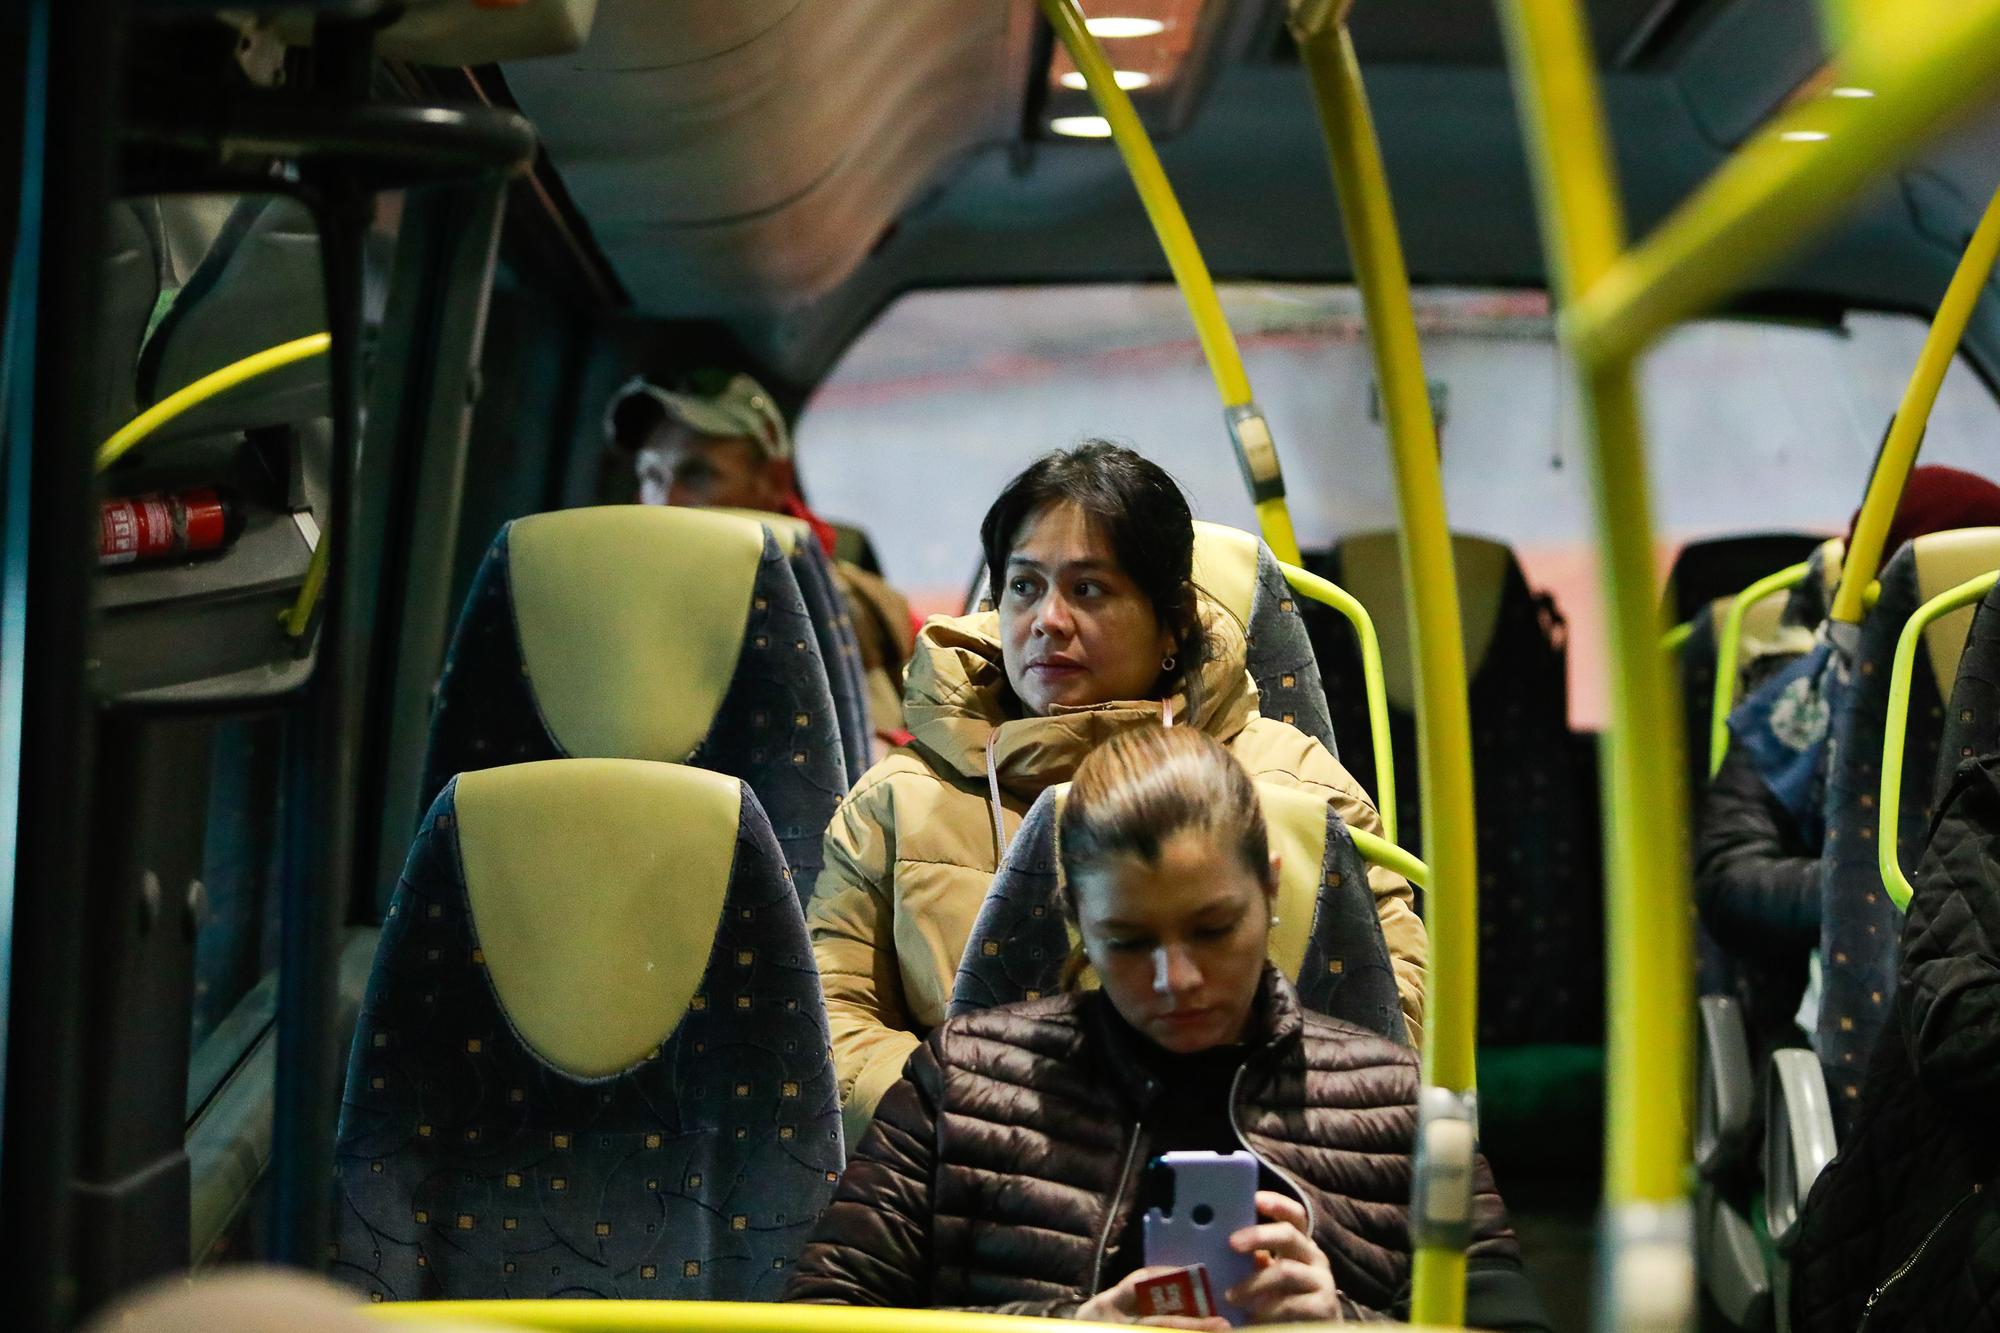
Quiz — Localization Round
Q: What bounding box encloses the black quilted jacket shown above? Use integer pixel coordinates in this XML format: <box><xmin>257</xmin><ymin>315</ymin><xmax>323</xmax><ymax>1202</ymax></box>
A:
<box><xmin>1792</xmin><ymin>754</ymin><xmax>2000</xmax><ymax>1330</ymax></box>
<box><xmin>786</xmin><ymin>968</ymin><xmax>1544</xmax><ymax>1327</ymax></box>
<box><xmin>1696</xmin><ymin>738</ymin><xmax>1824</xmax><ymax>1054</ymax></box>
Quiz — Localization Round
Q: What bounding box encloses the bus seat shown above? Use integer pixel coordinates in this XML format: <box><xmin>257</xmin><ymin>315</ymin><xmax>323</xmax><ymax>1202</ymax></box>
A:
<box><xmin>134</xmin><ymin>195</ymin><xmax>328</xmax><ymax>444</ymax></box>
<box><xmin>1191</xmin><ymin>521</ymin><xmax>1339</xmax><ymax>759</ymax></box>
<box><xmin>947</xmin><ymin>782</ymin><xmax>1404</xmax><ymax>1046</ymax></box>
<box><xmin>1936</xmin><ymin>576</ymin><xmax>2000</xmax><ymax>783</ymax></box>
<box><xmin>332</xmin><ymin>758</ymin><xmax>841</xmax><ymax>1301</ymax></box>
<box><xmin>88</xmin><ymin>201</ymin><xmax>161</xmax><ymax>450</ymax></box>
<box><xmin>828</xmin><ymin>519</ymin><xmax>884</xmax><ymax>577</ymax></box>
<box><xmin>1679</xmin><ymin>538</ymin><xmax>1842</xmax><ymax>998</ymax></box>
<box><xmin>1666</xmin><ymin>531</ymin><xmax>1831</xmax><ymax>626</ymax></box>
<box><xmin>1302</xmin><ymin>533</ymin><xmax>1600</xmax><ymax>1050</ymax></box>
<box><xmin>708</xmin><ymin>507</ymin><xmax>872</xmax><ymax>783</ymax></box>
<box><xmin>421</xmin><ymin>507</ymin><xmax>847</xmax><ymax>892</ymax></box>
<box><xmin>1817</xmin><ymin>527</ymin><xmax>2000</xmax><ymax>1123</ymax></box>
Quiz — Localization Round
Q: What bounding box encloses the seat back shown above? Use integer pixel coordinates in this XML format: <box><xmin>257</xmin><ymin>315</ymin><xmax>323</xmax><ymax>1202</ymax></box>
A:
<box><xmin>709</xmin><ymin>507</ymin><xmax>871</xmax><ymax>782</ymax></box>
<box><xmin>421</xmin><ymin>506</ymin><xmax>847</xmax><ymax>890</ymax></box>
<box><xmin>1680</xmin><ymin>538</ymin><xmax>1842</xmax><ymax>997</ymax></box>
<box><xmin>89</xmin><ymin>202</ymin><xmax>163</xmax><ymax>451</ymax></box>
<box><xmin>1191</xmin><ymin>521</ymin><xmax>1337</xmax><ymax>758</ymax></box>
<box><xmin>135</xmin><ymin>194</ymin><xmax>329</xmax><ymax>443</ymax></box>
<box><xmin>948</xmin><ymin>782</ymin><xmax>1404</xmax><ymax>1043</ymax></box>
<box><xmin>333</xmin><ymin>759</ymin><xmax>841</xmax><ymax>1301</ymax></box>
<box><xmin>1667</xmin><ymin>531</ymin><xmax>1832</xmax><ymax>625</ymax></box>
<box><xmin>1304</xmin><ymin>532</ymin><xmax>1599</xmax><ymax>1046</ymax></box>
<box><xmin>1936</xmin><ymin>579</ymin><xmax>2000</xmax><ymax>787</ymax></box>
<box><xmin>1818</xmin><ymin>528</ymin><xmax>2000</xmax><ymax>1118</ymax></box>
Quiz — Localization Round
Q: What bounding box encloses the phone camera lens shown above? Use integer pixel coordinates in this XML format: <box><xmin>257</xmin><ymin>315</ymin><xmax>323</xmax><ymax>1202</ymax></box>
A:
<box><xmin>1191</xmin><ymin>1204</ymin><xmax>1214</xmax><ymax>1226</ymax></box>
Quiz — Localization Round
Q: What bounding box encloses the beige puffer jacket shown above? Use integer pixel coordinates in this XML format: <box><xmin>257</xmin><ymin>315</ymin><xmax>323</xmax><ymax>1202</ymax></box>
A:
<box><xmin>807</xmin><ymin>604</ymin><xmax>1428</xmax><ymax>1145</ymax></box>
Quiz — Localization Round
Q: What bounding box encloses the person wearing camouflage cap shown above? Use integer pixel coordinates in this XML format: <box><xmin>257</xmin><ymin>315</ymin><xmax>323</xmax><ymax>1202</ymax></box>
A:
<box><xmin>607</xmin><ymin>371</ymin><xmax>918</xmax><ymax>754</ymax></box>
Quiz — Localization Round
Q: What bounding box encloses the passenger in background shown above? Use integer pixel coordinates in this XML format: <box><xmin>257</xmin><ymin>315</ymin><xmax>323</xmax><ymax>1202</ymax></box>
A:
<box><xmin>809</xmin><ymin>441</ymin><xmax>1425</xmax><ymax>1146</ymax></box>
<box><xmin>1697</xmin><ymin>463</ymin><xmax>2000</xmax><ymax>1055</ymax></box>
<box><xmin>607</xmin><ymin>371</ymin><xmax>917</xmax><ymax>749</ymax></box>
<box><xmin>790</xmin><ymin>727</ymin><xmax>1542</xmax><ymax>1329</ymax></box>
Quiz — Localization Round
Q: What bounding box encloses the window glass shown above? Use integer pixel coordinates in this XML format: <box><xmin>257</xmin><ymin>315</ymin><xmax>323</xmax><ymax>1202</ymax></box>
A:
<box><xmin>797</xmin><ymin>285</ymin><xmax>2000</xmax><ymax>726</ymax></box>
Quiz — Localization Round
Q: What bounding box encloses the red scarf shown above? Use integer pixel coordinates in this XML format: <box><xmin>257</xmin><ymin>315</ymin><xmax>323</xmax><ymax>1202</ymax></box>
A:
<box><xmin>781</xmin><ymin>493</ymin><xmax>840</xmax><ymax>560</ymax></box>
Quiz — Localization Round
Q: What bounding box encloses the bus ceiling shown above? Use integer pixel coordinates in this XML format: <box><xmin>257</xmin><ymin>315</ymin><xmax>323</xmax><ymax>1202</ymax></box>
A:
<box><xmin>478</xmin><ymin>0</ymin><xmax>2000</xmax><ymax>396</ymax></box>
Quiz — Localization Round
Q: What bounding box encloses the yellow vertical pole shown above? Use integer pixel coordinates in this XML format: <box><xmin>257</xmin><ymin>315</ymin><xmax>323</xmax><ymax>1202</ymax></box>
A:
<box><xmin>1037</xmin><ymin>0</ymin><xmax>1303</xmax><ymax>564</ymax></box>
<box><xmin>1289</xmin><ymin>9</ymin><xmax>1477</xmax><ymax>1325</ymax></box>
<box><xmin>1828</xmin><ymin>183</ymin><xmax>2000</xmax><ymax>628</ymax></box>
<box><xmin>1496</xmin><ymin>1</ymin><xmax>1694</xmax><ymax>1328</ymax></box>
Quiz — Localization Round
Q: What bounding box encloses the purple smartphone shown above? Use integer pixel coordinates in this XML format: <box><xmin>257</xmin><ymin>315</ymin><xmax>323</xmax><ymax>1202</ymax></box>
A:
<box><xmin>1141</xmin><ymin>1150</ymin><xmax>1261</xmax><ymax>1326</ymax></box>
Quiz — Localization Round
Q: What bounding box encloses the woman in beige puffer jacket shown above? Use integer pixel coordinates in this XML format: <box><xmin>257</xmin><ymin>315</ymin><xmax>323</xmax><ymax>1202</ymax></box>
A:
<box><xmin>807</xmin><ymin>444</ymin><xmax>1427</xmax><ymax>1143</ymax></box>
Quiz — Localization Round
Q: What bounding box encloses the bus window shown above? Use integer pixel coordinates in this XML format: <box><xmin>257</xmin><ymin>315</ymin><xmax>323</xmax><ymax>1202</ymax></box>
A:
<box><xmin>795</xmin><ymin>285</ymin><xmax>2000</xmax><ymax>728</ymax></box>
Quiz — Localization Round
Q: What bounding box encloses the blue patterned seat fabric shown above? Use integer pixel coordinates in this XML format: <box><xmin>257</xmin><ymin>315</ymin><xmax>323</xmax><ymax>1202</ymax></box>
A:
<box><xmin>947</xmin><ymin>788</ymin><xmax>1405</xmax><ymax>1044</ymax></box>
<box><xmin>1301</xmin><ymin>542</ymin><xmax>1601</xmax><ymax>1047</ymax></box>
<box><xmin>1816</xmin><ymin>547</ymin><xmax>1947</xmax><ymax>1126</ymax></box>
<box><xmin>332</xmin><ymin>776</ymin><xmax>842</xmax><ymax>1301</ymax></box>
<box><xmin>1935</xmin><ymin>582</ymin><xmax>2000</xmax><ymax>787</ymax></box>
<box><xmin>779</xmin><ymin>534</ymin><xmax>872</xmax><ymax>784</ymax></box>
<box><xmin>419</xmin><ymin>521</ymin><xmax>845</xmax><ymax>895</ymax></box>
<box><xmin>1240</xmin><ymin>540</ymin><xmax>1339</xmax><ymax>761</ymax></box>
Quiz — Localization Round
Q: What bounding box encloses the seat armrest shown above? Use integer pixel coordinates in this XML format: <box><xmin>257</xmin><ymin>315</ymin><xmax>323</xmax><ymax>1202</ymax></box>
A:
<box><xmin>1696</xmin><ymin>996</ymin><xmax>1756</xmax><ymax>1179</ymax></box>
<box><xmin>1763</xmin><ymin>1048</ymin><xmax>1839</xmax><ymax>1251</ymax></box>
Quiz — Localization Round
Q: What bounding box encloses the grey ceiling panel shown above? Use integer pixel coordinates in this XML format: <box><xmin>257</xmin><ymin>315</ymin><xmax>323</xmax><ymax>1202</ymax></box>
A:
<box><xmin>505</xmin><ymin>0</ymin><xmax>1038</xmax><ymax>312</ymax></box>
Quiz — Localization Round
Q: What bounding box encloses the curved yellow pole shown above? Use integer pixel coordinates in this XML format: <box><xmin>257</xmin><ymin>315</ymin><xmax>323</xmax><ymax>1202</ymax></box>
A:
<box><xmin>1708</xmin><ymin>562</ymin><xmax>1813</xmax><ymax>776</ymax></box>
<box><xmin>1289</xmin><ymin>11</ymin><xmax>1478</xmax><ymax>1324</ymax></box>
<box><xmin>1568</xmin><ymin>3</ymin><xmax>2000</xmax><ymax>368</ymax></box>
<box><xmin>1879</xmin><ymin>569</ymin><xmax>1999</xmax><ymax>910</ymax></box>
<box><xmin>1279</xmin><ymin>561</ymin><xmax>1399</xmax><ymax>844</ymax></box>
<box><xmin>1498</xmin><ymin>2</ymin><xmax>1694</xmax><ymax>1326</ymax></box>
<box><xmin>1351</xmin><ymin>825</ymin><xmax>1429</xmax><ymax>892</ymax></box>
<box><xmin>1830</xmin><ymin>183</ymin><xmax>2000</xmax><ymax>625</ymax></box>
<box><xmin>96</xmin><ymin>332</ymin><xmax>331</xmax><ymax>472</ymax></box>
<box><xmin>1037</xmin><ymin>0</ymin><xmax>1301</xmax><ymax>564</ymax></box>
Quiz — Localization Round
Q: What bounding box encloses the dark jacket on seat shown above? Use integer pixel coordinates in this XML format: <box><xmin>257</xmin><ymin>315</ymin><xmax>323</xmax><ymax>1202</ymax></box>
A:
<box><xmin>1696</xmin><ymin>738</ymin><xmax>1822</xmax><ymax>1052</ymax></box>
<box><xmin>1792</xmin><ymin>754</ymin><xmax>2000</xmax><ymax>1330</ymax></box>
<box><xmin>786</xmin><ymin>967</ymin><xmax>1545</xmax><ymax>1328</ymax></box>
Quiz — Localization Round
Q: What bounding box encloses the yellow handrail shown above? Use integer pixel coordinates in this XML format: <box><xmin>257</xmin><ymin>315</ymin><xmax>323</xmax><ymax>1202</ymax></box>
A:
<box><xmin>1830</xmin><ymin>183</ymin><xmax>2000</xmax><ymax>625</ymax></box>
<box><xmin>1278</xmin><ymin>560</ymin><xmax>1399</xmax><ymax>845</ymax></box>
<box><xmin>1498</xmin><ymin>1</ymin><xmax>1694</xmax><ymax>1324</ymax></box>
<box><xmin>1566</xmin><ymin>5</ymin><xmax>2000</xmax><ymax>368</ymax></box>
<box><xmin>1036</xmin><ymin>0</ymin><xmax>1302</xmax><ymax>564</ymax></box>
<box><xmin>1708</xmin><ymin>562</ymin><xmax>1814</xmax><ymax>777</ymax></box>
<box><xmin>1350</xmin><ymin>825</ymin><xmax>1429</xmax><ymax>892</ymax></box>
<box><xmin>96</xmin><ymin>332</ymin><xmax>331</xmax><ymax>472</ymax></box>
<box><xmin>1289</xmin><ymin>8</ymin><xmax>1479</xmax><ymax>1324</ymax></box>
<box><xmin>1878</xmin><ymin>569</ymin><xmax>1999</xmax><ymax>910</ymax></box>
<box><xmin>369</xmin><ymin>1300</ymin><xmax>1466</xmax><ymax>1333</ymax></box>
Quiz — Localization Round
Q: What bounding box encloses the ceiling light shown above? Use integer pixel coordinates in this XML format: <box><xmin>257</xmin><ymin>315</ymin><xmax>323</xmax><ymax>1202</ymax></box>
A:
<box><xmin>1060</xmin><ymin>69</ymin><xmax>1153</xmax><ymax>91</ymax></box>
<box><xmin>1051</xmin><ymin>115</ymin><xmax>1115</xmax><ymax>138</ymax></box>
<box><xmin>1085</xmin><ymin>17</ymin><xmax>1166</xmax><ymax>38</ymax></box>
<box><xmin>1829</xmin><ymin>86</ymin><xmax>1876</xmax><ymax>99</ymax></box>
<box><xmin>1780</xmin><ymin>129</ymin><xmax>1830</xmax><ymax>142</ymax></box>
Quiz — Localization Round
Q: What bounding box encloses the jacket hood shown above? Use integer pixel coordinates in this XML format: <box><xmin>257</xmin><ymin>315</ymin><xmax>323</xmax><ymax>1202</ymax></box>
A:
<box><xmin>901</xmin><ymin>595</ymin><xmax>1259</xmax><ymax>799</ymax></box>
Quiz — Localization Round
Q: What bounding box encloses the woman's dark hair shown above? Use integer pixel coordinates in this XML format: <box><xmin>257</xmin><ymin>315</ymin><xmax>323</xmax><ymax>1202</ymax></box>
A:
<box><xmin>979</xmin><ymin>441</ymin><xmax>1207</xmax><ymax>698</ymax></box>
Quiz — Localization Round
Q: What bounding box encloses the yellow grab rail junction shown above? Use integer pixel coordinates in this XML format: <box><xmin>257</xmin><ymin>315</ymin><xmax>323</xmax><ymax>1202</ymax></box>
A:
<box><xmin>1038</xmin><ymin>0</ymin><xmax>1302</xmax><ymax>564</ymax></box>
<box><xmin>1289</xmin><ymin>6</ymin><xmax>1482</xmax><ymax>1324</ymax></box>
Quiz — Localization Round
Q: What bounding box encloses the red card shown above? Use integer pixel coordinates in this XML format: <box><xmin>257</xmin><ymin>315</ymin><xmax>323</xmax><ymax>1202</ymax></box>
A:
<box><xmin>1134</xmin><ymin>1264</ymin><xmax>1217</xmax><ymax>1319</ymax></box>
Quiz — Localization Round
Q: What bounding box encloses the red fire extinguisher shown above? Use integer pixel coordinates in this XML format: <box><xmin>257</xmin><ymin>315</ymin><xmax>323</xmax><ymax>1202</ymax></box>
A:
<box><xmin>98</xmin><ymin>486</ymin><xmax>244</xmax><ymax>567</ymax></box>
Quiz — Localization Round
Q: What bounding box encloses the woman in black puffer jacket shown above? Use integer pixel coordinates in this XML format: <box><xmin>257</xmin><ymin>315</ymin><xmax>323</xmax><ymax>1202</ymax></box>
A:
<box><xmin>787</xmin><ymin>726</ymin><xmax>1545</xmax><ymax>1328</ymax></box>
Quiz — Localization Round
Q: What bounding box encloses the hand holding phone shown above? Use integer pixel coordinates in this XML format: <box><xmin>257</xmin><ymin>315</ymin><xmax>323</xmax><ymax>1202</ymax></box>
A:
<box><xmin>1142</xmin><ymin>1152</ymin><xmax>1261</xmax><ymax>1327</ymax></box>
